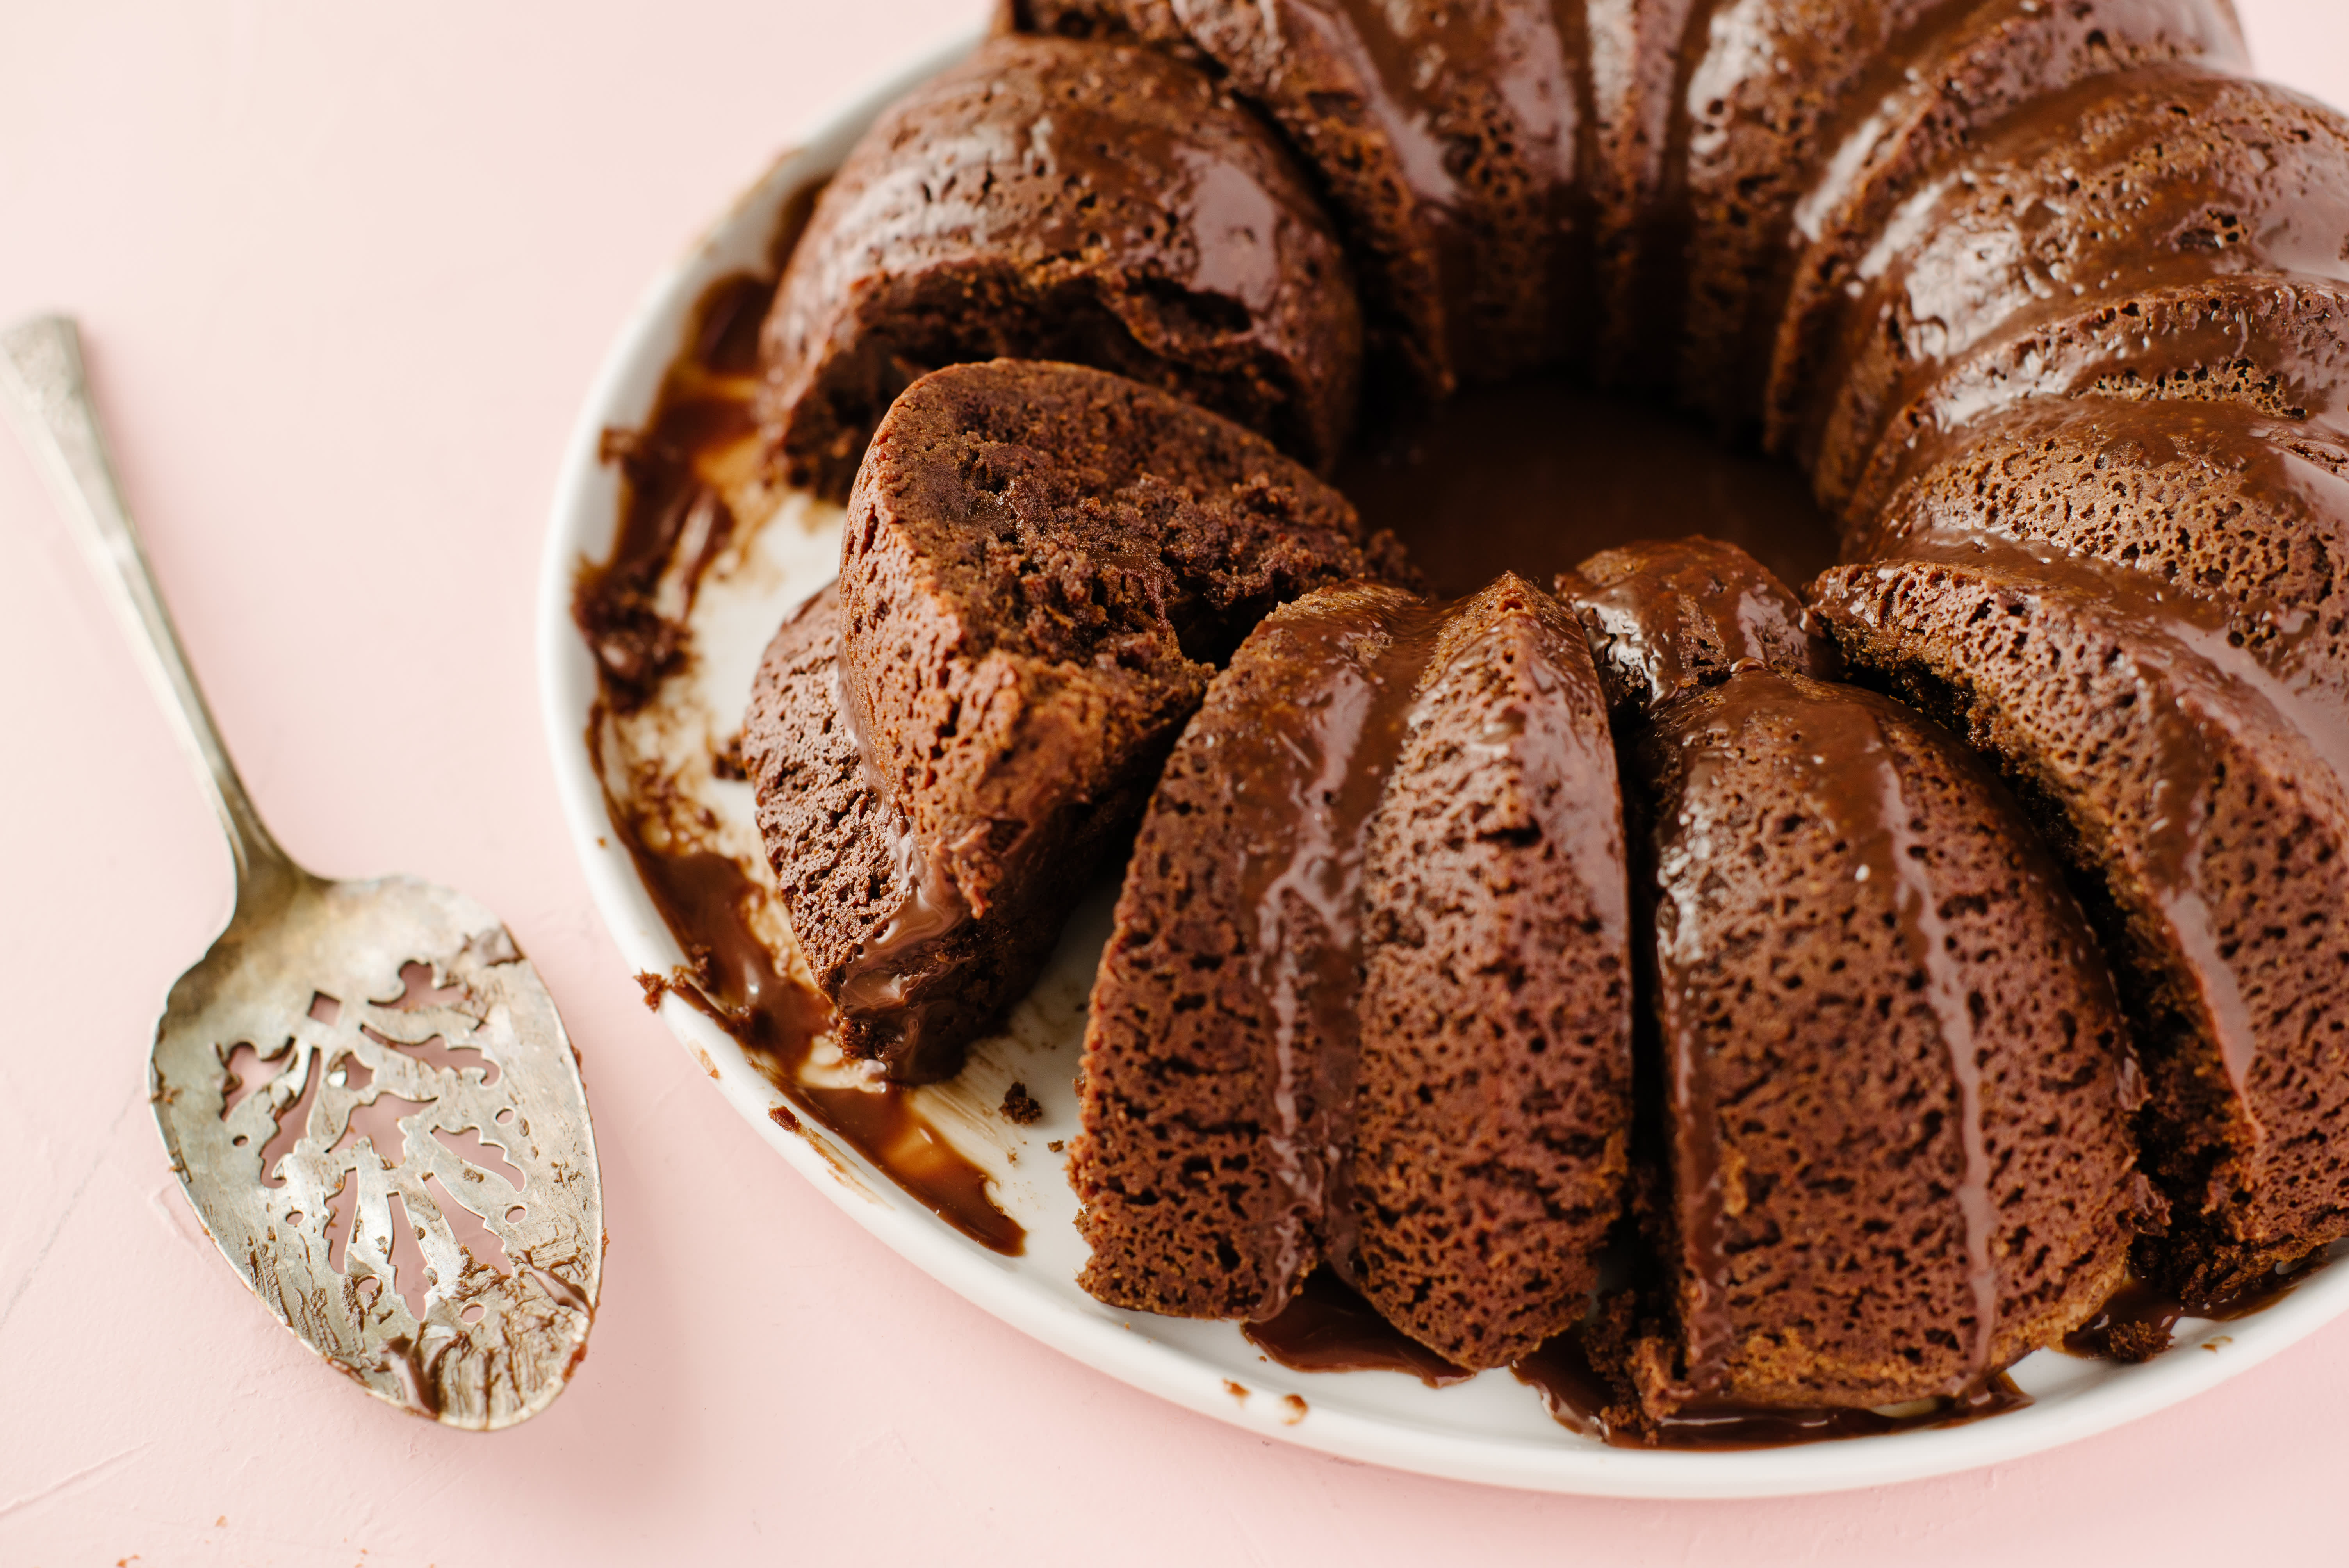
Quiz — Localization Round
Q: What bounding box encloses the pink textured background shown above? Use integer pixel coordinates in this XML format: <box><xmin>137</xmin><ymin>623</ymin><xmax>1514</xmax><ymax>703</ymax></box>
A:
<box><xmin>5</xmin><ymin>3</ymin><xmax>2348</xmax><ymax>1562</ymax></box>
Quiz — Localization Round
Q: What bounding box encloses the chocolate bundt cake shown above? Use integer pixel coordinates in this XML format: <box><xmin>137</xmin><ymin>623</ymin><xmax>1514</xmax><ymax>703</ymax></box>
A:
<box><xmin>758</xmin><ymin>33</ymin><xmax>1362</xmax><ymax>498</ymax></box>
<box><xmin>1563</xmin><ymin>540</ymin><xmax>2147</xmax><ymax>1412</ymax></box>
<box><xmin>1072</xmin><ymin>573</ymin><xmax>1631</xmax><ymax>1367</ymax></box>
<box><xmin>705</xmin><ymin>0</ymin><xmax>2349</xmax><ymax>1425</ymax></box>
<box><xmin>745</xmin><ymin>358</ymin><xmax>1401</xmax><ymax>1080</ymax></box>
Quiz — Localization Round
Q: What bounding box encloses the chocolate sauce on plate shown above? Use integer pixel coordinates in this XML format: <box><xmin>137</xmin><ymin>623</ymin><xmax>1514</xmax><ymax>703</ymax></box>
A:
<box><xmin>575</xmin><ymin>178</ymin><xmax>1021</xmax><ymax>1257</ymax></box>
<box><xmin>1511</xmin><ymin>1333</ymin><xmax>2031</xmax><ymax>1450</ymax></box>
<box><xmin>1244</xmin><ymin>1269</ymin><xmax>1477</xmax><ymax>1389</ymax></box>
<box><xmin>1339</xmin><ymin>374</ymin><xmax>1841</xmax><ymax>600</ymax></box>
<box><xmin>604</xmin><ymin>800</ymin><xmax>1023</xmax><ymax>1256</ymax></box>
<box><xmin>2064</xmin><ymin>1255</ymin><xmax>2335</xmax><ymax>1363</ymax></box>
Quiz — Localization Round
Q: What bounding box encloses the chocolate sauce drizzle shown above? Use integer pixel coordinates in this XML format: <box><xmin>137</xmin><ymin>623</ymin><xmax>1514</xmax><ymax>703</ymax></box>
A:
<box><xmin>1656</xmin><ymin>668</ymin><xmax>2000</xmax><ymax>1392</ymax></box>
<box><xmin>1232</xmin><ymin>590</ymin><xmax>1460</xmax><ymax>1313</ymax></box>
<box><xmin>826</xmin><ymin>664</ymin><xmax>973</xmax><ymax>1042</ymax></box>
<box><xmin>1829</xmin><ymin>522</ymin><xmax>2349</xmax><ymax>1108</ymax></box>
<box><xmin>1243</xmin><ymin>1269</ymin><xmax>1477</xmax><ymax>1388</ymax></box>
<box><xmin>1250</xmin><ymin>1269</ymin><xmax>2036</xmax><ymax>1450</ymax></box>
<box><xmin>600</xmin><ymin>785</ymin><xmax>1023</xmax><ymax>1256</ymax></box>
<box><xmin>2064</xmin><ymin>1249</ymin><xmax>2339</xmax><ymax>1363</ymax></box>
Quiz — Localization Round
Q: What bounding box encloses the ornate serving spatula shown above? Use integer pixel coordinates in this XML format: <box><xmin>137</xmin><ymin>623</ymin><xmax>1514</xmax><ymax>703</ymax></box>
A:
<box><xmin>0</xmin><ymin>315</ymin><xmax>601</xmax><ymax>1429</ymax></box>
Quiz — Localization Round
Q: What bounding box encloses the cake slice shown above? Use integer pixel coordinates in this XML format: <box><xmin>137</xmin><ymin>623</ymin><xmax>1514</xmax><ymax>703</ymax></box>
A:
<box><xmin>758</xmin><ymin>33</ymin><xmax>1362</xmax><ymax>497</ymax></box>
<box><xmin>1072</xmin><ymin>581</ymin><xmax>1441</xmax><ymax>1320</ymax></box>
<box><xmin>751</xmin><ymin>359</ymin><xmax>1401</xmax><ymax>1081</ymax></box>
<box><xmin>1565</xmin><ymin>540</ymin><xmax>2144</xmax><ymax>1410</ymax></box>
<box><xmin>1636</xmin><ymin>0</ymin><xmax>2235</xmax><ymax>426</ymax></box>
<box><xmin>1350</xmin><ymin>576</ymin><xmax>1633</xmax><ymax>1367</ymax></box>
<box><xmin>1833</xmin><ymin>274</ymin><xmax>2349</xmax><ymax>526</ymax></box>
<box><xmin>1860</xmin><ymin>396</ymin><xmax>2349</xmax><ymax>726</ymax></box>
<box><xmin>1813</xmin><ymin>556</ymin><xmax>2349</xmax><ymax>1300</ymax></box>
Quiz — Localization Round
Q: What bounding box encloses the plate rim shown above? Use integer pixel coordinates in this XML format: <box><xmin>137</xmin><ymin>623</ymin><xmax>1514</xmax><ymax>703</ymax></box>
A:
<box><xmin>532</xmin><ymin>25</ymin><xmax>2349</xmax><ymax>1499</ymax></box>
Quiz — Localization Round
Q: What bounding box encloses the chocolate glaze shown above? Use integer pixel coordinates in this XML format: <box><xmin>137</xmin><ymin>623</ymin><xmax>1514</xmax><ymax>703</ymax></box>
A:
<box><xmin>1656</xmin><ymin>669</ymin><xmax>2000</xmax><ymax>1393</ymax></box>
<box><xmin>1807</xmin><ymin>64</ymin><xmax>2349</xmax><ymax>499</ymax></box>
<box><xmin>602</xmin><ymin>794</ymin><xmax>1023</xmax><ymax>1256</ymax></box>
<box><xmin>1243</xmin><ymin>1269</ymin><xmax>1477</xmax><ymax>1388</ymax></box>
<box><xmin>1861</xmin><ymin>469</ymin><xmax>2349</xmax><ymax>792</ymax></box>
<box><xmin>1513</xmin><ymin>1332</ymin><xmax>2030</xmax><ymax>1449</ymax></box>
<box><xmin>1763</xmin><ymin>0</ymin><xmax>2247</xmax><ymax>449</ymax></box>
<box><xmin>1566</xmin><ymin>535</ymin><xmax>1837</xmax><ymax>713</ymax></box>
<box><xmin>1228</xmin><ymin>589</ymin><xmax>1458</xmax><ymax>1312</ymax></box>
<box><xmin>1337</xmin><ymin>374</ymin><xmax>1840</xmax><ymax>597</ymax></box>
<box><xmin>1846</xmin><ymin>275</ymin><xmax>2349</xmax><ymax>524</ymax></box>
<box><xmin>823</xmin><ymin>663</ymin><xmax>974</xmax><ymax>1054</ymax></box>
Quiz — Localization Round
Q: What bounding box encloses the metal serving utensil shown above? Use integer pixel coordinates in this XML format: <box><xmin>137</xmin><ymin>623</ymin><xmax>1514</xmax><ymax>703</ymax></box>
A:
<box><xmin>0</xmin><ymin>315</ymin><xmax>601</xmax><ymax>1429</ymax></box>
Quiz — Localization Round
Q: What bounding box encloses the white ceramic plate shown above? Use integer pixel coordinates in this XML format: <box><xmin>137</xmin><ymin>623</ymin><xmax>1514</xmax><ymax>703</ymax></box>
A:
<box><xmin>536</xmin><ymin>30</ymin><xmax>2349</xmax><ymax>1498</ymax></box>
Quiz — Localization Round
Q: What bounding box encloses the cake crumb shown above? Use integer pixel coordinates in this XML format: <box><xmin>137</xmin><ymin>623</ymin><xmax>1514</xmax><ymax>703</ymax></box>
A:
<box><xmin>2108</xmin><ymin>1320</ymin><xmax>2172</xmax><ymax>1361</ymax></box>
<box><xmin>1048</xmin><ymin>1139</ymin><xmax>1064</xmax><ymax>1153</ymax></box>
<box><xmin>769</xmin><ymin>1104</ymin><xmax>801</xmax><ymax>1133</ymax></box>
<box><xmin>634</xmin><ymin>971</ymin><xmax>670</xmax><ymax>1010</ymax></box>
<box><xmin>1001</xmin><ymin>1082</ymin><xmax>1044</xmax><ymax>1124</ymax></box>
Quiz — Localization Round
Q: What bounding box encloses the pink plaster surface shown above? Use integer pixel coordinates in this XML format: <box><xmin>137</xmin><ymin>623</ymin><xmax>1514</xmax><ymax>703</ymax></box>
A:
<box><xmin>4</xmin><ymin>2</ymin><xmax>2348</xmax><ymax>1562</ymax></box>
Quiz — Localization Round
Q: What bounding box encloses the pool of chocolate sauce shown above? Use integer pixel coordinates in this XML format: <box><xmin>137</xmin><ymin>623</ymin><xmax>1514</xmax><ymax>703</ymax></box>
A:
<box><xmin>571</xmin><ymin>193</ymin><xmax>2305</xmax><ymax>1443</ymax></box>
<box><xmin>1337</xmin><ymin>379</ymin><xmax>1841</xmax><ymax>599</ymax></box>
<box><xmin>1243</xmin><ymin>1271</ymin><xmax>2030</xmax><ymax>1450</ymax></box>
